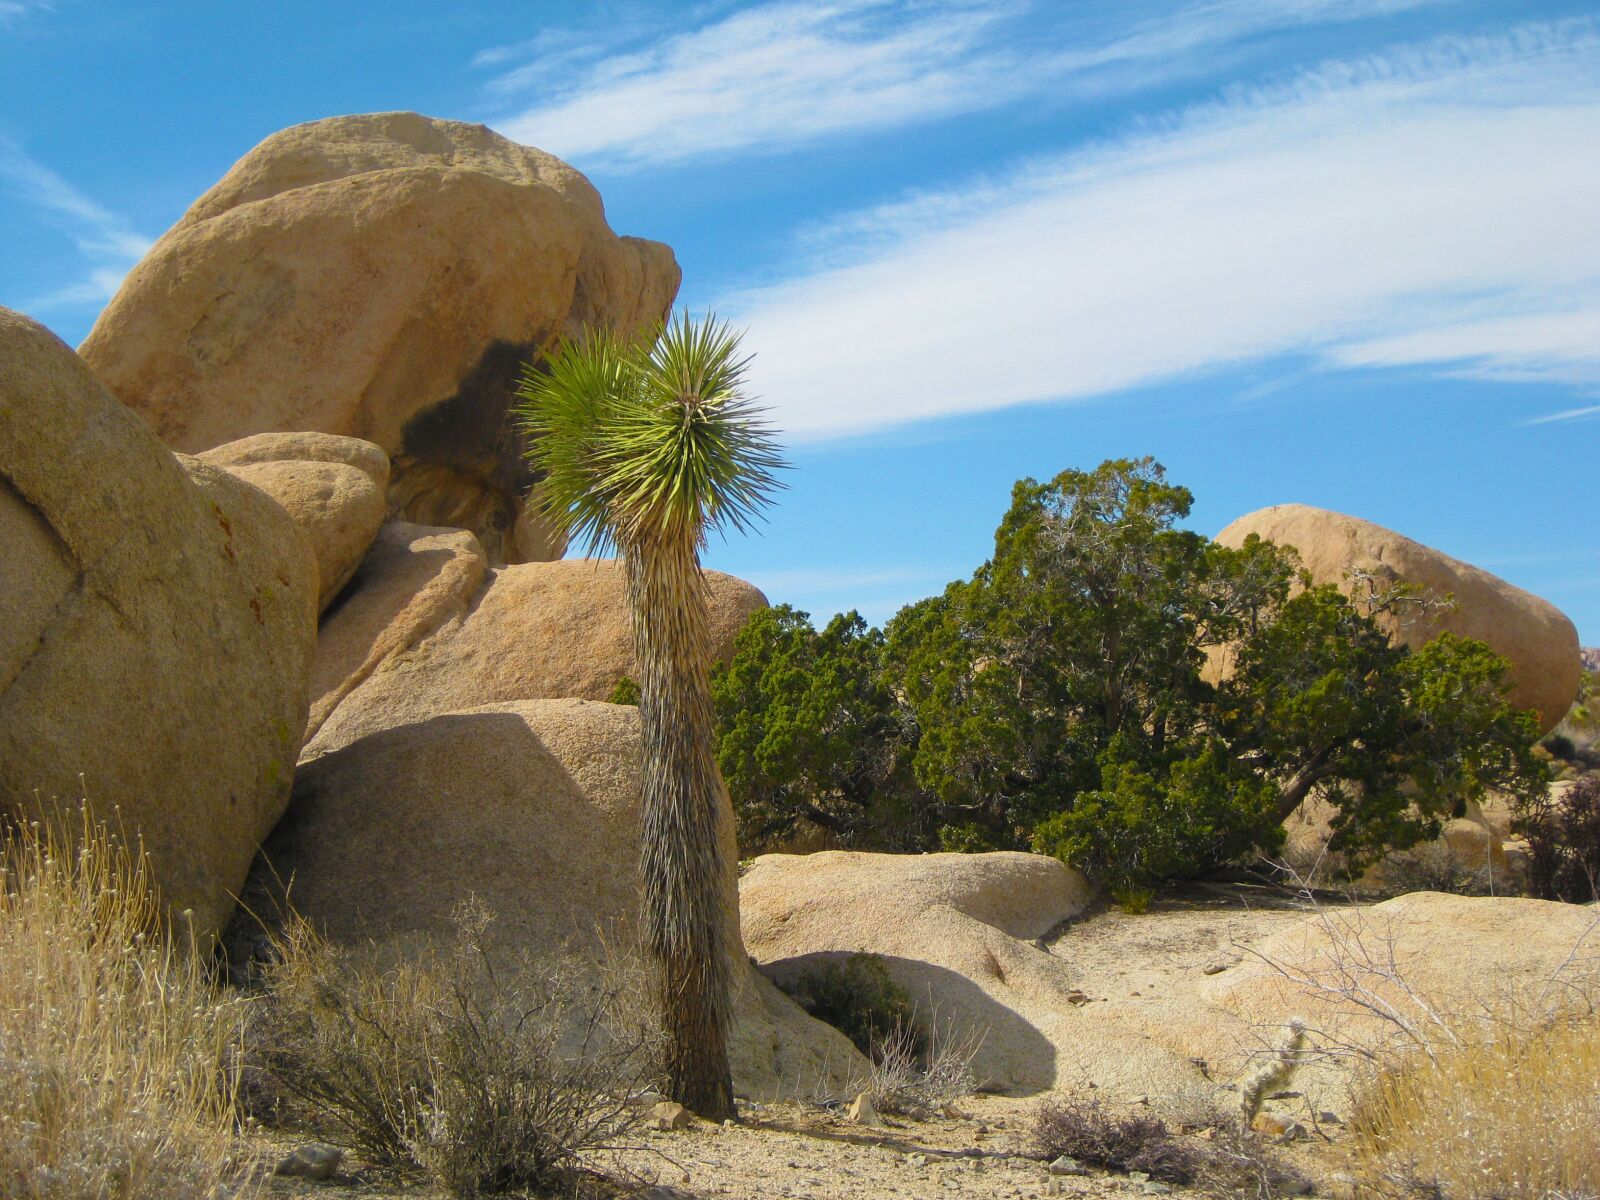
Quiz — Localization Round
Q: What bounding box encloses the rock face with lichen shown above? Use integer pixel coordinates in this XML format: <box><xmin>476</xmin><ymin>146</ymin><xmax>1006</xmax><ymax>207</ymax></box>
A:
<box><xmin>0</xmin><ymin>307</ymin><xmax>318</xmax><ymax>940</ymax></box>
<box><xmin>78</xmin><ymin>111</ymin><xmax>680</xmax><ymax>564</ymax></box>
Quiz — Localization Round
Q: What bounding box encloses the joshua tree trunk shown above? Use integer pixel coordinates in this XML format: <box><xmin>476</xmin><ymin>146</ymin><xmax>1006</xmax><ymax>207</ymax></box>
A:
<box><xmin>626</xmin><ymin>541</ymin><xmax>737</xmax><ymax>1120</ymax></box>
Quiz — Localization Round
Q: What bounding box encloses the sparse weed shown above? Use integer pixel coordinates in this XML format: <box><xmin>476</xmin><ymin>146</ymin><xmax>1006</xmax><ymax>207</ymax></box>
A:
<box><xmin>858</xmin><ymin>1015</ymin><xmax>983</xmax><ymax>1115</ymax></box>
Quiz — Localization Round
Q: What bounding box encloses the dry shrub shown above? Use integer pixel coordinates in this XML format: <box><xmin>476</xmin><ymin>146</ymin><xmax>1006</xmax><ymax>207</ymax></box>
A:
<box><xmin>1032</xmin><ymin>1098</ymin><xmax>1308</xmax><ymax>1197</ymax></box>
<box><xmin>249</xmin><ymin>901</ymin><xmax>662</xmax><ymax>1198</ymax></box>
<box><xmin>1350</xmin><ymin>1012</ymin><xmax>1600</xmax><ymax>1199</ymax></box>
<box><xmin>858</xmin><ymin>1015</ymin><xmax>983</xmax><ymax>1115</ymax></box>
<box><xmin>1523</xmin><ymin>772</ymin><xmax>1600</xmax><ymax>903</ymax></box>
<box><xmin>1033</xmin><ymin>1097</ymin><xmax>1203</xmax><ymax>1182</ymax></box>
<box><xmin>0</xmin><ymin>807</ymin><xmax>252</xmax><ymax>1200</ymax></box>
<box><xmin>1248</xmin><ymin>867</ymin><xmax>1600</xmax><ymax>1199</ymax></box>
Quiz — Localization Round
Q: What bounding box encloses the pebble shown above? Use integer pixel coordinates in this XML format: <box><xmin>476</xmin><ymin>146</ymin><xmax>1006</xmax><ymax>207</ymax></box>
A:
<box><xmin>1048</xmin><ymin>1155</ymin><xmax>1089</xmax><ymax>1176</ymax></box>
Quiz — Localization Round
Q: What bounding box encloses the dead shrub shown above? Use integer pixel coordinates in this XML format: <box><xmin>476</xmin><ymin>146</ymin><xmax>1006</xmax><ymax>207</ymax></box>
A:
<box><xmin>1032</xmin><ymin>1097</ymin><xmax>1307</xmax><ymax>1197</ymax></box>
<box><xmin>0</xmin><ymin>807</ymin><xmax>253</xmax><ymax>1200</ymax></box>
<box><xmin>1522</xmin><ymin>772</ymin><xmax>1600</xmax><ymax>903</ymax></box>
<box><xmin>858</xmin><ymin>1016</ymin><xmax>983</xmax><ymax>1115</ymax></box>
<box><xmin>1033</xmin><ymin>1096</ymin><xmax>1205</xmax><ymax>1183</ymax></box>
<box><xmin>248</xmin><ymin>901</ymin><xmax>662</xmax><ymax>1198</ymax></box>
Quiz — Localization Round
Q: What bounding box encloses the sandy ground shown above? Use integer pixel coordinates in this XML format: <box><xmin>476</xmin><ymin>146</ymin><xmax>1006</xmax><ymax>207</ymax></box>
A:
<box><xmin>257</xmin><ymin>887</ymin><xmax>1352</xmax><ymax>1200</ymax></box>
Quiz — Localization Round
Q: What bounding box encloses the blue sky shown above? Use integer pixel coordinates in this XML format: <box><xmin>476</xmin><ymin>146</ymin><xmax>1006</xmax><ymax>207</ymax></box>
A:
<box><xmin>3</xmin><ymin>1</ymin><xmax>1597</xmax><ymax>640</ymax></box>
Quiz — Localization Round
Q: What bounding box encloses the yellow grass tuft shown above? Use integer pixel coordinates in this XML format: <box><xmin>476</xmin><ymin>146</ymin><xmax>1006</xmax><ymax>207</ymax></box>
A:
<box><xmin>1350</xmin><ymin>1009</ymin><xmax>1600</xmax><ymax>1198</ymax></box>
<box><xmin>0</xmin><ymin>807</ymin><xmax>254</xmax><ymax>1199</ymax></box>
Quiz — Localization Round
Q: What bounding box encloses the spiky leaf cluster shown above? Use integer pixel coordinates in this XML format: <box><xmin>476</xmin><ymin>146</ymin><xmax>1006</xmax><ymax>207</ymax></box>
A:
<box><xmin>514</xmin><ymin>313</ymin><xmax>784</xmax><ymax>556</ymax></box>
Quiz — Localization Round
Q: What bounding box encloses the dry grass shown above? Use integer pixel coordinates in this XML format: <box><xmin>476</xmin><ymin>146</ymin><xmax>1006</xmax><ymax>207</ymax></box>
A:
<box><xmin>0</xmin><ymin>807</ymin><xmax>253</xmax><ymax>1200</ymax></box>
<box><xmin>1350</xmin><ymin>1011</ymin><xmax>1600</xmax><ymax>1199</ymax></box>
<box><xmin>1249</xmin><ymin>864</ymin><xmax>1600</xmax><ymax>1199</ymax></box>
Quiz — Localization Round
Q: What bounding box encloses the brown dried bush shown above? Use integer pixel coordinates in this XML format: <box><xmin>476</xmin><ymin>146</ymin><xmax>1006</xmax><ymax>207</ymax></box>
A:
<box><xmin>248</xmin><ymin>902</ymin><xmax>662</xmax><ymax>1198</ymax></box>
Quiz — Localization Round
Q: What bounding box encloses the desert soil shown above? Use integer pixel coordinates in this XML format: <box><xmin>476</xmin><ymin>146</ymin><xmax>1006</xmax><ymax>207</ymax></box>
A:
<box><xmin>258</xmin><ymin>886</ymin><xmax>1353</xmax><ymax>1200</ymax></box>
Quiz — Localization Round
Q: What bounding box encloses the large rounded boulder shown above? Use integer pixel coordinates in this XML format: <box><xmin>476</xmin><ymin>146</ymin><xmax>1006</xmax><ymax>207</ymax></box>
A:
<box><xmin>1216</xmin><ymin>504</ymin><xmax>1580</xmax><ymax>733</ymax></box>
<box><xmin>199</xmin><ymin>433</ymin><xmax>390</xmax><ymax>613</ymax></box>
<box><xmin>79</xmin><ymin>111</ymin><xmax>681</xmax><ymax>563</ymax></box>
<box><xmin>741</xmin><ymin>851</ymin><xmax>1095</xmax><ymax>1094</ymax></box>
<box><xmin>304</xmin><ymin>557</ymin><xmax>766</xmax><ymax>758</ymax></box>
<box><xmin>240</xmin><ymin>698</ymin><xmax>866</xmax><ymax>1101</ymax></box>
<box><xmin>0</xmin><ymin>308</ymin><xmax>319</xmax><ymax>939</ymax></box>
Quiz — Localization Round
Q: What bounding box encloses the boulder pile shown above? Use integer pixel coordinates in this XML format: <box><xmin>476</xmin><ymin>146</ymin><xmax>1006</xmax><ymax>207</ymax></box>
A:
<box><xmin>79</xmin><ymin>112</ymin><xmax>679</xmax><ymax>563</ymax></box>
<box><xmin>0</xmin><ymin>308</ymin><xmax>318</xmax><ymax>939</ymax></box>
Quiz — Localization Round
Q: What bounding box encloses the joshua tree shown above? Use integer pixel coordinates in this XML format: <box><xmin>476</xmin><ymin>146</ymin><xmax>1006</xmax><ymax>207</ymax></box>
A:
<box><xmin>513</xmin><ymin>314</ymin><xmax>782</xmax><ymax>1119</ymax></box>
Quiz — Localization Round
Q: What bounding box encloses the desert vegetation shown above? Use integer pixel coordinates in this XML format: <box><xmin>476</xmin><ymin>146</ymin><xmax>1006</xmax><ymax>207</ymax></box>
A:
<box><xmin>246</xmin><ymin>903</ymin><xmax>662</xmax><ymax>1197</ymax></box>
<box><xmin>0</xmin><ymin>810</ymin><xmax>251</xmax><ymax>1200</ymax></box>
<box><xmin>514</xmin><ymin>313</ymin><xmax>783</xmax><ymax>1120</ymax></box>
<box><xmin>714</xmin><ymin>457</ymin><xmax>1548</xmax><ymax>899</ymax></box>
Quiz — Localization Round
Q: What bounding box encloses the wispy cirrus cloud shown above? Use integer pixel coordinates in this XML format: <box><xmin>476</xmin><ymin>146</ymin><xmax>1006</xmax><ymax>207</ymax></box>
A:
<box><xmin>484</xmin><ymin>0</ymin><xmax>1450</xmax><ymax>169</ymax></box>
<box><xmin>1522</xmin><ymin>404</ymin><xmax>1600</xmax><ymax>427</ymax></box>
<box><xmin>0</xmin><ymin>1</ymin><xmax>53</xmax><ymax>22</ymax></box>
<box><xmin>718</xmin><ymin>19</ymin><xmax>1600</xmax><ymax>440</ymax></box>
<box><xmin>0</xmin><ymin>138</ymin><xmax>152</xmax><ymax>311</ymax></box>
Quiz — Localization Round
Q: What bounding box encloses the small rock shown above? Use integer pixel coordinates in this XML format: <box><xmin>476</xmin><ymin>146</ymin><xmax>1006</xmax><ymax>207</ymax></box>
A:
<box><xmin>1202</xmin><ymin>960</ymin><xmax>1231</xmax><ymax>975</ymax></box>
<box><xmin>1066</xmin><ymin>989</ymin><xmax>1091</xmax><ymax>1006</ymax></box>
<box><xmin>1251</xmin><ymin>1113</ymin><xmax>1300</xmax><ymax>1140</ymax></box>
<box><xmin>847</xmin><ymin>1091</ymin><xmax>884</xmax><ymax>1127</ymax></box>
<box><xmin>1143</xmin><ymin>1184</ymin><xmax>1174</xmax><ymax>1195</ymax></box>
<box><xmin>907</xmin><ymin>1153</ymin><xmax>929</xmax><ymax>1168</ymax></box>
<box><xmin>652</xmin><ymin>1100</ymin><xmax>692</xmax><ymax>1131</ymax></box>
<box><xmin>275</xmin><ymin>1143</ymin><xmax>342</xmax><ymax>1181</ymax></box>
<box><xmin>1049</xmin><ymin>1155</ymin><xmax>1089</xmax><ymax>1176</ymax></box>
<box><xmin>1129</xmin><ymin>1171</ymin><xmax>1150</xmax><ymax>1183</ymax></box>
<box><xmin>1317</xmin><ymin>1110</ymin><xmax>1343</xmax><ymax>1125</ymax></box>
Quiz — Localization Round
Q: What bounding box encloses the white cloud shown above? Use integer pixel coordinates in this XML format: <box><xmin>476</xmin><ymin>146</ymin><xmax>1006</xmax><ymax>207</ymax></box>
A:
<box><xmin>0</xmin><ymin>139</ymin><xmax>152</xmax><ymax>312</ymax></box>
<box><xmin>1522</xmin><ymin>404</ymin><xmax>1600</xmax><ymax>427</ymax></box>
<box><xmin>0</xmin><ymin>1</ymin><xmax>53</xmax><ymax>21</ymax></box>
<box><xmin>486</xmin><ymin>0</ymin><xmax>1449</xmax><ymax>169</ymax></box>
<box><xmin>719</xmin><ymin>20</ymin><xmax>1600</xmax><ymax>440</ymax></box>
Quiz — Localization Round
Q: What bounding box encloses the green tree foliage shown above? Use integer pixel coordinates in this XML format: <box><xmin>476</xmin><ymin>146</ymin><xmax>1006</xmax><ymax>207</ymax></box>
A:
<box><xmin>714</xmin><ymin>457</ymin><xmax>1545</xmax><ymax>895</ymax></box>
<box><xmin>712</xmin><ymin>606</ymin><xmax>925</xmax><ymax>850</ymax></box>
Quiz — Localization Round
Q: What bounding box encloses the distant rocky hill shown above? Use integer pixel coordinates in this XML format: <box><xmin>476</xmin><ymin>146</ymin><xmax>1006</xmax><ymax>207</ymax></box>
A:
<box><xmin>1583</xmin><ymin>646</ymin><xmax>1600</xmax><ymax>672</ymax></box>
